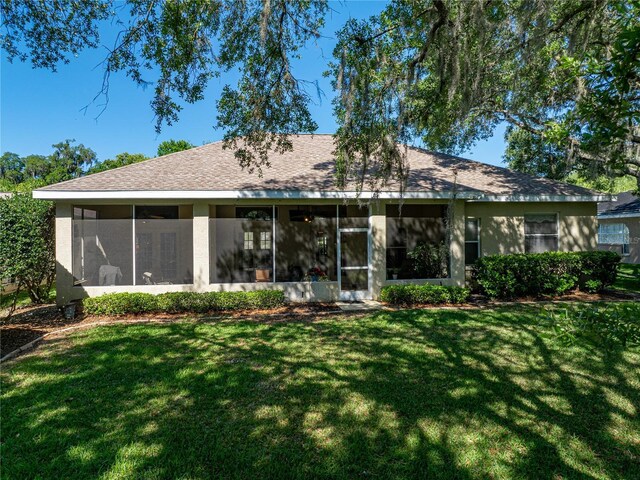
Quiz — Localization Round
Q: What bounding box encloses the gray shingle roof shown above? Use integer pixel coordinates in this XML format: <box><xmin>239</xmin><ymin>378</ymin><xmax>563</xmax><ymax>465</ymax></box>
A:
<box><xmin>598</xmin><ymin>191</ymin><xmax>640</xmax><ymax>216</ymax></box>
<box><xmin>36</xmin><ymin>134</ymin><xmax>598</xmax><ymax>197</ymax></box>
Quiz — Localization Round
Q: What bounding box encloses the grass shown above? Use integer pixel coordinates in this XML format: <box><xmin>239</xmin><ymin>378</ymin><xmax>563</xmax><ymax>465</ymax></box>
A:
<box><xmin>2</xmin><ymin>305</ymin><xmax>639</xmax><ymax>479</ymax></box>
<box><xmin>612</xmin><ymin>263</ymin><xmax>640</xmax><ymax>293</ymax></box>
<box><xmin>0</xmin><ymin>285</ymin><xmax>56</xmax><ymax>309</ymax></box>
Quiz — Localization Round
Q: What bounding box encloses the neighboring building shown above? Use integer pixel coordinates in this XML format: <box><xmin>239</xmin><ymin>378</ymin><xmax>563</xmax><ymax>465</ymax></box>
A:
<box><xmin>598</xmin><ymin>191</ymin><xmax>640</xmax><ymax>264</ymax></box>
<box><xmin>33</xmin><ymin>135</ymin><xmax>607</xmax><ymax>305</ymax></box>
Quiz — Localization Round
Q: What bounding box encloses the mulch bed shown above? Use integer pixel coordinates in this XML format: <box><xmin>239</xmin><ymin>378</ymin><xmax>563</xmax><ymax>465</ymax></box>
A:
<box><xmin>1</xmin><ymin>305</ymin><xmax>72</xmax><ymax>358</ymax></box>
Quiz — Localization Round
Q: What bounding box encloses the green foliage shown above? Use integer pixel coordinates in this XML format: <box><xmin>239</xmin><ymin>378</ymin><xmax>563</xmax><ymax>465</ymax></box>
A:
<box><xmin>564</xmin><ymin>173</ymin><xmax>637</xmax><ymax>195</ymax></box>
<box><xmin>82</xmin><ymin>293</ymin><xmax>158</xmax><ymax>316</ymax></box>
<box><xmin>82</xmin><ymin>290</ymin><xmax>286</xmax><ymax>316</ymax></box>
<box><xmin>406</xmin><ymin>242</ymin><xmax>449</xmax><ymax>279</ymax></box>
<box><xmin>45</xmin><ymin>140</ymin><xmax>97</xmax><ymax>183</ymax></box>
<box><xmin>87</xmin><ymin>153</ymin><xmax>148</xmax><ymax>174</ymax></box>
<box><xmin>329</xmin><ymin>0</ymin><xmax>640</xmax><ymax>191</ymax></box>
<box><xmin>0</xmin><ymin>193</ymin><xmax>55</xmax><ymax>304</ymax></box>
<box><xmin>2</xmin><ymin>1</ymin><xmax>637</xmax><ymax>188</ymax></box>
<box><xmin>380</xmin><ymin>284</ymin><xmax>469</xmax><ymax>306</ymax></box>
<box><xmin>0</xmin><ymin>140</ymin><xmax>97</xmax><ymax>188</ymax></box>
<box><xmin>504</xmin><ymin>127</ymin><xmax>572</xmax><ymax>181</ymax></box>
<box><xmin>473</xmin><ymin>251</ymin><xmax>621</xmax><ymax>299</ymax></box>
<box><xmin>549</xmin><ymin>303</ymin><xmax>640</xmax><ymax>349</ymax></box>
<box><xmin>0</xmin><ymin>152</ymin><xmax>24</xmax><ymax>183</ymax></box>
<box><xmin>156</xmin><ymin>140</ymin><xmax>195</xmax><ymax>157</ymax></box>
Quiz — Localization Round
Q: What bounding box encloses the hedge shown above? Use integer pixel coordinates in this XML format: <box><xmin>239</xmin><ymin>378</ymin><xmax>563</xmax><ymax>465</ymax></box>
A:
<box><xmin>380</xmin><ymin>284</ymin><xmax>470</xmax><ymax>306</ymax></box>
<box><xmin>473</xmin><ymin>251</ymin><xmax>621</xmax><ymax>299</ymax></box>
<box><xmin>82</xmin><ymin>290</ymin><xmax>286</xmax><ymax>316</ymax></box>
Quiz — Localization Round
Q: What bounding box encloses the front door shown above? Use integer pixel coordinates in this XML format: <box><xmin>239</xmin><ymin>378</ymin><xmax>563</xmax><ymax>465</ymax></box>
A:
<box><xmin>338</xmin><ymin>228</ymin><xmax>370</xmax><ymax>301</ymax></box>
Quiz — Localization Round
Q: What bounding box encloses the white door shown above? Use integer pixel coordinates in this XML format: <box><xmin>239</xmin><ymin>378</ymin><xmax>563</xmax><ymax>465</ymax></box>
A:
<box><xmin>338</xmin><ymin>228</ymin><xmax>370</xmax><ymax>301</ymax></box>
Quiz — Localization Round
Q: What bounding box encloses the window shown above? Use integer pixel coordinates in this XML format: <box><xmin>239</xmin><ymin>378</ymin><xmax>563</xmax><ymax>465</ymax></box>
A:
<box><xmin>598</xmin><ymin>223</ymin><xmax>630</xmax><ymax>255</ymax></box>
<box><xmin>598</xmin><ymin>223</ymin><xmax>630</xmax><ymax>245</ymax></box>
<box><xmin>465</xmin><ymin>218</ymin><xmax>480</xmax><ymax>264</ymax></box>
<box><xmin>524</xmin><ymin>214</ymin><xmax>558</xmax><ymax>253</ymax></box>
<box><xmin>316</xmin><ymin>235</ymin><xmax>328</xmax><ymax>257</ymax></box>
<box><xmin>244</xmin><ymin>231</ymin><xmax>254</xmax><ymax>250</ymax></box>
<box><xmin>259</xmin><ymin>231</ymin><xmax>271</xmax><ymax>250</ymax></box>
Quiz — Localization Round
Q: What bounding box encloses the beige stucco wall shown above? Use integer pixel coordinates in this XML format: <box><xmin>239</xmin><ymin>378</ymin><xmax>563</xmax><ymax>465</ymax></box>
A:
<box><xmin>598</xmin><ymin>217</ymin><xmax>640</xmax><ymax>264</ymax></box>
<box><xmin>55</xmin><ymin>202</ymin><xmax>74</xmax><ymax>306</ymax></box>
<box><xmin>465</xmin><ymin>202</ymin><xmax>597</xmax><ymax>256</ymax></box>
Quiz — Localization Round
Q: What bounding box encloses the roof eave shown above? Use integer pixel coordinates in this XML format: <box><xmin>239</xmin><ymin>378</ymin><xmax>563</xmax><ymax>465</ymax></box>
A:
<box><xmin>32</xmin><ymin>189</ymin><xmax>482</xmax><ymax>200</ymax></box>
<box><xmin>597</xmin><ymin>212</ymin><xmax>640</xmax><ymax>219</ymax></box>
<box><xmin>33</xmin><ymin>189</ymin><xmax>606</xmax><ymax>202</ymax></box>
<box><xmin>468</xmin><ymin>194</ymin><xmax>611</xmax><ymax>202</ymax></box>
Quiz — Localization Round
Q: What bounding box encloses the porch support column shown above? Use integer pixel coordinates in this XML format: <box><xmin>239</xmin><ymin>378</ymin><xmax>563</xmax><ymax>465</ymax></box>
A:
<box><xmin>55</xmin><ymin>202</ymin><xmax>74</xmax><ymax>306</ymax></box>
<box><xmin>370</xmin><ymin>202</ymin><xmax>386</xmax><ymax>300</ymax></box>
<box><xmin>192</xmin><ymin>202</ymin><xmax>210</xmax><ymax>290</ymax></box>
<box><xmin>449</xmin><ymin>199</ymin><xmax>466</xmax><ymax>287</ymax></box>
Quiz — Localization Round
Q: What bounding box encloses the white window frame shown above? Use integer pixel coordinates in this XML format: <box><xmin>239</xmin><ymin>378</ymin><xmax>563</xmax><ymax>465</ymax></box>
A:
<box><xmin>243</xmin><ymin>231</ymin><xmax>254</xmax><ymax>250</ymax></box>
<box><xmin>259</xmin><ymin>230</ymin><xmax>271</xmax><ymax>250</ymax></box>
<box><xmin>524</xmin><ymin>213</ymin><xmax>559</xmax><ymax>253</ymax></box>
<box><xmin>598</xmin><ymin>223</ymin><xmax>630</xmax><ymax>255</ymax></box>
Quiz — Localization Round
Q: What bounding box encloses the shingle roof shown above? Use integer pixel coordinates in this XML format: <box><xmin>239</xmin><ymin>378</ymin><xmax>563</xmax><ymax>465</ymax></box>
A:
<box><xmin>598</xmin><ymin>191</ymin><xmax>640</xmax><ymax>217</ymax></box>
<box><xmin>36</xmin><ymin>134</ymin><xmax>599</xmax><ymax>198</ymax></box>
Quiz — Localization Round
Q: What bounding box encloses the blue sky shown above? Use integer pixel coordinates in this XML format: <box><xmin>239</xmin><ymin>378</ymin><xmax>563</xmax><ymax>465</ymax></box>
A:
<box><xmin>1</xmin><ymin>1</ymin><xmax>506</xmax><ymax>166</ymax></box>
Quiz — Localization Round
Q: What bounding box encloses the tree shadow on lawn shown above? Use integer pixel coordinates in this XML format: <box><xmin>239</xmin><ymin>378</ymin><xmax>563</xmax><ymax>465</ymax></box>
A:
<box><xmin>1</xmin><ymin>308</ymin><xmax>639</xmax><ymax>479</ymax></box>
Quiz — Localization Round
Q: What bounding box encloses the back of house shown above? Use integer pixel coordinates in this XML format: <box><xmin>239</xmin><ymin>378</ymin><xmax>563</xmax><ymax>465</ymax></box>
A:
<box><xmin>33</xmin><ymin>134</ymin><xmax>608</xmax><ymax>305</ymax></box>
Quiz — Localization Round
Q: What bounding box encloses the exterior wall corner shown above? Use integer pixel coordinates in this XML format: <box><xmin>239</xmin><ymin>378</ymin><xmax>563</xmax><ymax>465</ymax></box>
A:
<box><xmin>55</xmin><ymin>202</ymin><xmax>74</xmax><ymax>306</ymax></box>
<box><xmin>192</xmin><ymin>202</ymin><xmax>210</xmax><ymax>290</ymax></box>
<box><xmin>370</xmin><ymin>202</ymin><xmax>386</xmax><ymax>300</ymax></box>
<box><xmin>449</xmin><ymin>200</ymin><xmax>466</xmax><ymax>287</ymax></box>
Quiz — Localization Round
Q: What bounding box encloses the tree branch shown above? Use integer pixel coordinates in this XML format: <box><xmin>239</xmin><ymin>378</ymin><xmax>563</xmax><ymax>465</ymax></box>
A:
<box><xmin>407</xmin><ymin>0</ymin><xmax>449</xmax><ymax>85</ymax></box>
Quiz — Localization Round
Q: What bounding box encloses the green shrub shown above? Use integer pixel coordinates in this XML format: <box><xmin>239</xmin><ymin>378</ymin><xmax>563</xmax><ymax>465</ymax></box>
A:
<box><xmin>380</xmin><ymin>284</ymin><xmax>470</xmax><ymax>306</ymax></box>
<box><xmin>83</xmin><ymin>293</ymin><xmax>158</xmax><ymax>315</ymax></box>
<box><xmin>82</xmin><ymin>290</ymin><xmax>286</xmax><ymax>315</ymax></box>
<box><xmin>473</xmin><ymin>251</ymin><xmax>621</xmax><ymax>299</ymax></box>
<box><xmin>577</xmin><ymin>251</ymin><xmax>621</xmax><ymax>290</ymax></box>
<box><xmin>0</xmin><ymin>193</ymin><xmax>55</xmax><ymax>306</ymax></box>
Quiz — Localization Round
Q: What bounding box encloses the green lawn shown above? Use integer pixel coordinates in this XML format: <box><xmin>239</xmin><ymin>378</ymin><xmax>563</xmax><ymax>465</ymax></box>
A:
<box><xmin>2</xmin><ymin>306</ymin><xmax>639</xmax><ymax>479</ymax></box>
<box><xmin>613</xmin><ymin>263</ymin><xmax>640</xmax><ymax>293</ymax></box>
<box><xmin>0</xmin><ymin>285</ymin><xmax>56</xmax><ymax>309</ymax></box>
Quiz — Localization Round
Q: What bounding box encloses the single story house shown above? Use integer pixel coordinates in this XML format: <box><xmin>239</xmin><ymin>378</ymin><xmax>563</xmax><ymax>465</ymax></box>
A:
<box><xmin>598</xmin><ymin>191</ymin><xmax>640</xmax><ymax>263</ymax></box>
<box><xmin>33</xmin><ymin>134</ymin><xmax>608</xmax><ymax>305</ymax></box>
